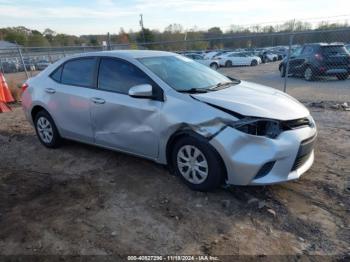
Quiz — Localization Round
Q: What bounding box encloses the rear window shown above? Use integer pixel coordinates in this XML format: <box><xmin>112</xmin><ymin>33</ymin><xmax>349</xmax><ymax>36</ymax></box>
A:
<box><xmin>50</xmin><ymin>66</ymin><xmax>62</xmax><ymax>82</ymax></box>
<box><xmin>61</xmin><ymin>58</ymin><xmax>96</xmax><ymax>87</ymax></box>
<box><xmin>321</xmin><ymin>46</ymin><xmax>348</xmax><ymax>55</ymax></box>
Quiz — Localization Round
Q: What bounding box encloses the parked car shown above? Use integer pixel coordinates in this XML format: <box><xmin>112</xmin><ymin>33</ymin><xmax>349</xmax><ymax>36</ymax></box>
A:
<box><xmin>279</xmin><ymin>43</ymin><xmax>350</xmax><ymax>81</ymax></box>
<box><xmin>217</xmin><ymin>52</ymin><xmax>262</xmax><ymax>67</ymax></box>
<box><xmin>19</xmin><ymin>59</ymin><xmax>36</xmax><ymax>71</ymax></box>
<box><xmin>35</xmin><ymin>60</ymin><xmax>51</xmax><ymax>70</ymax></box>
<box><xmin>22</xmin><ymin>50</ymin><xmax>316</xmax><ymax>191</ymax></box>
<box><xmin>203</xmin><ymin>51</ymin><xmax>221</xmax><ymax>60</ymax></box>
<box><xmin>1</xmin><ymin>61</ymin><xmax>18</xmax><ymax>73</ymax></box>
<box><xmin>184</xmin><ymin>53</ymin><xmax>219</xmax><ymax>70</ymax></box>
<box><xmin>263</xmin><ymin>51</ymin><xmax>279</xmax><ymax>62</ymax></box>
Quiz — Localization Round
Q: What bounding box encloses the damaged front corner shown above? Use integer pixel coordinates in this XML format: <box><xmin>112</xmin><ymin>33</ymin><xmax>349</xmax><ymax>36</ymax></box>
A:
<box><xmin>188</xmin><ymin>118</ymin><xmax>231</xmax><ymax>139</ymax></box>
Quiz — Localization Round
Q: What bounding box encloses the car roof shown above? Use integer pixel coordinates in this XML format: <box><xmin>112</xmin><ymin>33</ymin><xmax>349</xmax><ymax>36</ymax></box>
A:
<box><xmin>64</xmin><ymin>50</ymin><xmax>175</xmax><ymax>60</ymax></box>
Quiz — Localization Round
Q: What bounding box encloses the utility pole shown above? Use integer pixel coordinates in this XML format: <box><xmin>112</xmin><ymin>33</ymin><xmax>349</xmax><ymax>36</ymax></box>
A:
<box><xmin>139</xmin><ymin>14</ymin><xmax>146</xmax><ymax>43</ymax></box>
<box><xmin>107</xmin><ymin>32</ymin><xmax>111</xmax><ymax>50</ymax></box>
<box><xmin>283</xmin><ymin>19</ymin><xmax>295</xmax><ymax>93</ymax></box>
<box><xmin>184</xmin><ymin>31</ymin><xmax>188</xmax><ymax>51</ymax></box>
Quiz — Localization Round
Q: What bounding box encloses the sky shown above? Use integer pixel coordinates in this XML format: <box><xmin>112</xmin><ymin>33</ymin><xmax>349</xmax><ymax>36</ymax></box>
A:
<box><xmin>0</xmin><ymin>0</ymin><xmax>349</xmax><ymax>35</ymax></box>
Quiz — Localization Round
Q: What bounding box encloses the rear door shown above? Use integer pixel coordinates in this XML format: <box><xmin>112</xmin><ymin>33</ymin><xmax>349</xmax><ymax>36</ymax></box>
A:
<box><xmin>90</xmin><ymin>57</ymin><xmax>162</xmax><ymax>159</ymax></box>
<box><xmin>47</xmin><ymin>57</ymin><xmax>97</xmax><ymax>143</ymax></box>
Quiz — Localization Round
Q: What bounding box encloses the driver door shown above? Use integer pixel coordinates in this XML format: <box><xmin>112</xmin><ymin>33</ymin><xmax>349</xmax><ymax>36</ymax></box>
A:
<box><xmin>90</xmin><ymin>57</ymin><xmax>162</xmax><ymax>159</ymax></box>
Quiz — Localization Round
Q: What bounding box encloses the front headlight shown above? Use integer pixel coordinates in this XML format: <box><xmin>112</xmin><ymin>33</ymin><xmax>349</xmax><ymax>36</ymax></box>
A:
<box><xmin>229</xmin><ymin>118</ymin><xmax>282</xmax><ymax>139</ymax></box>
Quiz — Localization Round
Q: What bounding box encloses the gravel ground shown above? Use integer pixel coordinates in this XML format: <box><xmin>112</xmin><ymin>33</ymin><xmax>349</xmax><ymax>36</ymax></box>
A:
<box><xmin>0</xmin><ymin>104</ymin><xmax>349</xmax><ymax>259</ymax></box>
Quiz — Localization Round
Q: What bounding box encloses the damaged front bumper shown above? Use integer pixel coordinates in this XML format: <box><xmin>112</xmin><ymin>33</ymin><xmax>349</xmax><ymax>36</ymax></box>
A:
<box><xmin>209</xmin><ymin>124</ymin><xmax>317</xmax><ymax>185</ymax></box>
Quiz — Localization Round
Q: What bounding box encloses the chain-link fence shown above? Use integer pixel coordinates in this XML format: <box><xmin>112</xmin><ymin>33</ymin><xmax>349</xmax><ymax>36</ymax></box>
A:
<box><xmin>1</xmin><ymin>28</ymin><xmax>349</xmax><ymax>102</ymax></box>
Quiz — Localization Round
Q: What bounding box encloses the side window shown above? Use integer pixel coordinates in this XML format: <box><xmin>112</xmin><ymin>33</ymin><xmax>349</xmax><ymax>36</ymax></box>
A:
<box><xmin>50</xmin><ymin>66</ymin><xmax>63</xmax><ymax>82</ymax></box>
<box><xmin>302</xmin><ymin>46</ymin><xmax>313</xmax><ymax>55</ymax></box>
<box><xmin>61</xmin><ymin>58</ymin><xmax>96</xmax><ymax>87</ymax></box>
<box><xmin>98</xmin><ymin>58</ymin><xmax>153</xmax><ymax>94</ymax></box>
<box><xmin>292</xmin><ymin>47</ymin><xmax>302</xmax><ymax>57</ymax></box>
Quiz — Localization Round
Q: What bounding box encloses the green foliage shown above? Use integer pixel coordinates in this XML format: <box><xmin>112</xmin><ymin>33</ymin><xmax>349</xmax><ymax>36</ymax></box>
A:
<box><xmin>136</xmin><ymin>28</ymin><xmax>155</xmax><ymax>43</ymax></box>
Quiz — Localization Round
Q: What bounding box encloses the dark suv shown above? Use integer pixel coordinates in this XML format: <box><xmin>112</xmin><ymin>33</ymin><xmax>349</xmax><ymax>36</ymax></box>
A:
<box><xmin>279</xmin><ymin>43</ymin><xmax>350</xmax><ymax>81</ymax></box>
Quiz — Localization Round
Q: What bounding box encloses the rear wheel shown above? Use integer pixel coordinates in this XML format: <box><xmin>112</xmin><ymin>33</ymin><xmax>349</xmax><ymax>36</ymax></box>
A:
<box><xmin>171</xmin><ymin>136</ymin><xmax>225</xmax><ymax>191</ymax></box>
<box><xmin>304</xmin><ymin>66</ymin><xmax>314</xmax><ymax>81</ymax></box>
<box><xmin>209</xmin><ymin>63</ymin><xmax>218</xmax><ymax>70</ymax></box>
<box><xmin>34</xmin><ymin>110</ymin><xmax>62</xmax><ymax>148</ymax></box>
<box><xmin>280</xmin><ymin>65</ymin><xmax>286</xmax><ymax>77</ymax></box>
<box><xmin>336</xmin><ymin>74</ymin><xmax>349</xmax><ymax>80</ymax></box>
<box><xmin>251</xmin><ymin>59</ymin><xmax>258</xmax><ymax>66</ymax></box>
<box><xmin>225</xmin><ymin>60</ymin><xmax>233</xmax><ymax>67</ymax></box>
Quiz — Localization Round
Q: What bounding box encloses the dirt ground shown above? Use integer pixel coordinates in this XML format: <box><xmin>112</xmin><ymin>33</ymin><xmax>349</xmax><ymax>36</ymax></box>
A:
<box><xmin>0</xmin><ymin>102</ymin><xmax>349</xmax><ymax>259</ymax></box>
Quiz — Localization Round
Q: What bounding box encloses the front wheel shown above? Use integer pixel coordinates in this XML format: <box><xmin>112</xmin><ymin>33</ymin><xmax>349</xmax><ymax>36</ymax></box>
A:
<box><xmin>304</xmin><ymin>66</ymin><xmax>314</xmax><ymax>81</ymax></box>
<box><xmin>209</xmin><ymin>63</ymin><xmax>218</xmax><ymax>70</ymax></box>
<box><xmin>280</xmin><ymin>65</ymin><xmax>286</xmax><ymax>77</ymax></box>
<box><xmin>251</xmin><ymin>59</ymin><xmax>258</xmax><ymax>66</ymax></box>
<box><xmin>34</xmin><ymin>110</ymin><xmax>62</xmax><ymax>148</ymax></box>
<box><xmin>171</xmin><ymin>136</ymin><xmax>225</xmax><ymax>191</ymax></box>
<box><xmin>225</xmin><ymin>60</ymin><xmax>233</xmax><ymax>67</ymax></box>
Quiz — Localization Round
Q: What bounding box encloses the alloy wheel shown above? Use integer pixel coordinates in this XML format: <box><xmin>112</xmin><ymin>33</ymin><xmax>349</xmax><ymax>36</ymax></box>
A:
<box><xmin>36</xmin><ymin>116</ymin><xmax>53</xmax><ymax>144</ymax></box>
<box><xmin>176</xmin><ymin>145</ymin><xmax>209</xmax><ymax>184</ymax></box>
<box><xmin>304</xmin><ymin>67</ymin><xmax>313</xmax><ymax>80</ymax></box>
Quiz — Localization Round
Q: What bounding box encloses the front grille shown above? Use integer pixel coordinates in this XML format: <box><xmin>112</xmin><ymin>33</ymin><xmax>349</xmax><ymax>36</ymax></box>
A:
<box><xmin>292</xmin><ymin>135</ymin><xmax>316</xmax><ymax>171</ymax></box>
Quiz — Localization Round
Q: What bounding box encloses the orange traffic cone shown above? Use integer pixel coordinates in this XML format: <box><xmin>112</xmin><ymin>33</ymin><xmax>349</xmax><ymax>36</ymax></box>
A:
<box><xmin>0</xmin><ymin>72</ymin><xmax>15</xmax><ymax>103</ymax></box>
<box><xmin>0</xmin><ymin>101</ymin><xmax>11</xmax><ymax>113</ymax></box>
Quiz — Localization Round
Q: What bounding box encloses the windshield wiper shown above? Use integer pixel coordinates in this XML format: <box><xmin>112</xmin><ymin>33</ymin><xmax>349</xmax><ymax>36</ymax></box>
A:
<box><xmin>209</xmin><ymin>81</ymin><xmax>233</xmax><ymax>90</ymax></box>
<box><xmin>178</xmin><ymin>88</ymin><xmax>209</xmax><ymax>93</ymax></box>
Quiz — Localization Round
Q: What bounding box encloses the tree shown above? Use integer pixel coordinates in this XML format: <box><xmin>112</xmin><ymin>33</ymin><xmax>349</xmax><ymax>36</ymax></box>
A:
<box><xmin>89</xmin><ymin>36</ymin><xmax>98</xmax><ymax>46</ymax></box>
<box><xmin>206</xmin><ymin>27</ymin><xmax>223</xmax><ymax>49</ymax></box>
<box><xmin>43</xmin><ymin>28</ymin><xmax>56</xmax><ymax>42</ymax></box>
<box><xmin>117</xmin><ymin>28</ymin><xmax>129</xmax><ymax>44</ymax></box>
<box><xmin>136</xmin><ymin>28</ymin><xmax>154</xmax><ymax>43</ymax></box>
<box><xmin>27</xmin><ymin>32</ymin><xmax>49</xmax><ymax>47</ymax></box>
<box><xmin>4</xmin><ymin>30</ymin><xmax>26</xmax><ymax>45</ymax></box>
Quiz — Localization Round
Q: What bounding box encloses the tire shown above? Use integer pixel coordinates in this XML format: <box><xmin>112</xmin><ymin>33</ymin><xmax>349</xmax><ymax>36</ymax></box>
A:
<box><xmin>304</xmin><ymin>66</ymin><xmax>314</xmax><ymax>81</ymax></box>
<box><xmin>251</xmin><ymin>60</ymin><xmax>258</xmax><ymax>66</ymax></box>
<box><xmin>336</xmin><ymin>74</ymin><xmax>349</xmax><ymax>80</ymax></box>
<box><xmin>280</xmin><ymin>65</ymin><xmax>286</xmax><ymax>77</ymax></box>
<box><xmin>171</xmin><ymin>135</ymin><xmax>225</xmax><ymax>191</ymax></box>
<box><xmin>273</xmin><ymin>57</ymin><xmax>277</xmax><ymax>62</ymax></box>
<box><xmin>225</xmin><ymin>60</ymin><xmax>233</xmax><ymax>67</ymax></box>
<box><xmin>34</xmin><ymin>110</ymin><xmax>62</xmax><ymax>148</ymax></box>
<box><xmin>209</xmin><ymin>63</ymin><xmax>218</xmax><ymax>70</ymax></box>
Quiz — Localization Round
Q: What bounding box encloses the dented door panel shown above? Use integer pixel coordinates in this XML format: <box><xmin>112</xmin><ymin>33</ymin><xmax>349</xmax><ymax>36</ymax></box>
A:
<box><xmin>91</xmin><ymin>90</ymin><xmax>161</xmax><ymax>158</ymax></box>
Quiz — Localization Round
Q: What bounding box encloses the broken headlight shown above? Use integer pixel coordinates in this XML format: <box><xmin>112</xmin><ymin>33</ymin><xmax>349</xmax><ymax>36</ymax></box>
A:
<box><xmin>231</xmin><ymin>118</ymin><xmax>282</xmax><ymax>139</ymax></box>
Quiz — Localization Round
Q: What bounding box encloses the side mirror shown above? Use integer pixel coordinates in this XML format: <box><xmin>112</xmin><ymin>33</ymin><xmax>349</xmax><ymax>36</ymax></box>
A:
<box><xmin>128</xmin><ymin>84</ymin><xmax>153</xmax><ymax>98</ymax></box>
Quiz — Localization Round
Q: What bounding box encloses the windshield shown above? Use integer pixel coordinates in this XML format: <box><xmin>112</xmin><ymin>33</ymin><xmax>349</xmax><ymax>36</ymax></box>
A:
<box><xmin>138</xmin><ymin>55</ymin><xmax>236</xmax><ymax>92</ymax></box>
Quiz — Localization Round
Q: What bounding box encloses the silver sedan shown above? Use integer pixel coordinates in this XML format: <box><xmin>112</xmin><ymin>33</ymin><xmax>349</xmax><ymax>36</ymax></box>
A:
<box><xmin>22</xmin><ymin>50</ymin><xmax>317</xmax><ymax>191</ymax></box>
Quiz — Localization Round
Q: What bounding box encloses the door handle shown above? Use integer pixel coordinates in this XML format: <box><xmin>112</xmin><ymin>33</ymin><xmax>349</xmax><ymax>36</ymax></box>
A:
<box><xmin>91</xmin><ymin>97</ymin><xmax>105</xmax><ymax>104</ymax></box>
<box><xmin>45</xmin><ymin>88</ymin><xmax>56</xmax><ymax>94</ymax></box>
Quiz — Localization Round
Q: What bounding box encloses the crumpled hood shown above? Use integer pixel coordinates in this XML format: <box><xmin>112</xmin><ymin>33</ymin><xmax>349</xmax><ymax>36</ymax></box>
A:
<box><xmin>192</xmin><ymin>81</ymin><xmax>309</xmax><ymax>121</ymax></box>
